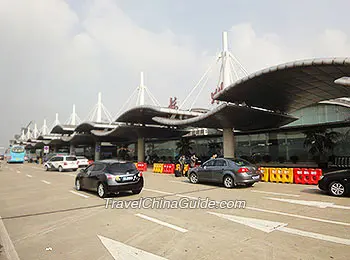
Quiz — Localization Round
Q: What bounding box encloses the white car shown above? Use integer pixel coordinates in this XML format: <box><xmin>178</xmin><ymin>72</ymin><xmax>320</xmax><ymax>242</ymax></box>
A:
<box><xmin>44</xmin><ymin>155</ymin><xmax>78</xmax><ymax>172</ymax></box>
<box><xmin>76</xmin><ymin>156</ymin><xmax>89</xmax><ymax>168</ymax></box>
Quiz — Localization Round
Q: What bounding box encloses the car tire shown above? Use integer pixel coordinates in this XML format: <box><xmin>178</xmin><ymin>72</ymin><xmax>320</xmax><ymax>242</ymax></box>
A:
<box><xmin>75</xmin><ymin>179</ymin><xmax>82</xmax><ymax>191</ymax></box>
<box><xmin>58</xmin><ymin>166</ymin><xmax>64</xmax><ymax>172</ymax></box>
<box><xmin>329</xmin><ymin>181</ymin><xmax>346</xmax><ymax>197</ymax></box>
<box><xmin>44</xmin><ymin>165</ymin><xmax>49</xmax><ymax>171</ymax></box>
<box><xmin>132</xmin><ymin>189</ymin><xmax>142</xmax><ymax>194</ymax></box>
<box><xmin>223</xmin><ymin>175</ymin><xmax>234</xmax><ymax>188</ymax></box>
<box><xmin>189</xmin><ymin>172</ymin><xmax>199</xmax><ymax>184</ymax></box>
<box><xmin>97</xmin><ymin>183</ymin><xmax>107</xmax><ymax>198</ymax></box>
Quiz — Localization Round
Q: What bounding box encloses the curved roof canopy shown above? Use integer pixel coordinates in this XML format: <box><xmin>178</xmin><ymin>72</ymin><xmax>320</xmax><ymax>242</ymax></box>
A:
<box><xmin>51</xmin><ymin>125</ymin><xmax>76</xmax><ymax>135</ymax></box>
<box><xmin>92</xmin><ymin>125</ymin><xmax>187</xmax><ymax>142</ymax></box>
<box><xmin>153</xmin><ymin>103</ymin><xmax>297</xmax><ymax>130</ymax></box>
<box><xmin>116</xmin><ymin>105</ymin><xmax>203</xmax><ymax>125</ymax></box>
<box><xmin>74</xmin><ymin>122</ymin><xmax>118</xmax><ymax>133</ymax></box>
<box><xmin>215</xmin><ymin>58</ymin><xmax>350</xmax><ymax>113</ymax></box>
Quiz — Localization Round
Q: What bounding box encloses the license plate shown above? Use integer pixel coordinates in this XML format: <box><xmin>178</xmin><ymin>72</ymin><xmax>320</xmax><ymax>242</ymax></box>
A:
<box><xmin>252</xmin><ymin>176</ymin><xmax>260</xmax><ymax>180</ymax></box>
<box><xmin>123</xmin><ymin>176</ymin><xmax>133</xmax><ymax>181</ymax></box>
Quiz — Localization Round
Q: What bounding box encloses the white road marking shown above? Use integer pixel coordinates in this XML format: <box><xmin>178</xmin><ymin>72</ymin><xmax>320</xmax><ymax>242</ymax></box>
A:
<box><xmin>98</xmin><ymin>235</ymin><xmax>168</xmax><ymax>260</ymax></box>
<box><xmin>0</xmin><ymin>216</ymin><xmax>20</xmax><ymax>260</ymax></box>
<box><xmin>208</xmin><ymin>212</ymin><xmax>350</xmax><ymax>245</ymax></box>
<box><xmin>144</xmin><ymin>188</ymin><xmax>173</xmax><ymax>195</ymax></box>
<box><xmin>69</xmin><ymin>190</ymin><xmax>89</xmax><ymax>198</ymax></box>
<box><xmin>176</xmin><ymin>194</ymin><xmax>200</xmax><ymax>200</ymax></box>
<box><xmin>144</xmin><ymin>188</ymin><xmax>199</xmax><ymax>200</ymax></box>
<box><xmin>251</xmin><ymin>190</ymin><xmax>300</xmax><ymax>197</ymax></box>
<box><xmin>26</xmin><ymin>174</ymin><xmax>33</xmax><ymax>178</ymax></box>
<box><xmin>246</xmin><ymin>206</ymin><xmax>350</xmax><ymax>226</ymax></box>
<box><xmin>265</xmin><ymin>197</ymin><xmax>350</xmax><ymax>209</ymax></box>
<box><xmin>169</xmin><ymin>180</ymin><xmax>193</xmax><ymax>185</ymax></box>
<box><xmin>41</xmin><ymin>180</ymin><xmax>51</xmax><ymax>185</ymax></box>
<box><xmin>16</xmin><ymin>170</ymin><xmax>21</xmax><ymax>173</ymax></box>
<box><xmin>135</xmin><ymin>213</ymin><xmax>188</xmax><ymax>233</ymax></box>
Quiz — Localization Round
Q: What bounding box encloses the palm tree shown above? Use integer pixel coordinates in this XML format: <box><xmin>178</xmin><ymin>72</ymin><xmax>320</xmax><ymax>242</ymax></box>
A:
<box><xmin>303</xmin><ymin>128</ymin><xmax>341</xmax><ymax>168</ymax></box>
<box><xmin>176</xmin><ymin>138</ymin><xmax>194</xmax><ymax>157</ymax></box>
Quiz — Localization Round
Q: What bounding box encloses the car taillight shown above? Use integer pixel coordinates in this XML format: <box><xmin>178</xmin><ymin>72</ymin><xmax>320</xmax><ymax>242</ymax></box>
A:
<box><xmin>138</xmin><ymin>172</ymin><xmax>143</xmax><ymax>177</ymax></box>
<box><xmin>64</xmin><ymin>162</ymin><xmax>67</xmax><ymax>166</ymax></box>
<box><xmin>237</xmin><ymin>167</ymin><xmax>249</xmax><ymax>173</ymax></box>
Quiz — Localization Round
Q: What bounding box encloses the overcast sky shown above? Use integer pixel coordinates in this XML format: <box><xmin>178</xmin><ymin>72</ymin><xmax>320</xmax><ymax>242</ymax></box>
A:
<box><xmin>0</xmin><ymin>0</ymin><xmax>350</xmax><ymax>148</ymax></box>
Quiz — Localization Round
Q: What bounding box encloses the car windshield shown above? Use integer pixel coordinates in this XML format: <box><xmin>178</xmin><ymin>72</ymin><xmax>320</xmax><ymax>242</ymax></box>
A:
<box><xmin>11</xmin><ymin>147</ymin><xmax>24</xmax><ymax>153</ymax></box>
<box><xmin>77</xmin><ymin>156</ymin><xmax>86</xmax><ymax>159</ymax></box>
<box><xmin>108</xmin><ymin>163</ymin><xmax>137</xmax><ymax>175</ymax></box>
<box><xmin>66</xmin><ymin>156</ymin><xmax>77</xmax><ymax>161</ymax></box>
<box><xmin>229</xmin><ymin>158</ymin><xmax>252</xmax><ymax>166</ymax></box>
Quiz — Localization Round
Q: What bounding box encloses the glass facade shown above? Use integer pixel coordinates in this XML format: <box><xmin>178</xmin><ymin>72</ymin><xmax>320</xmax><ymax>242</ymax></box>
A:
<box><xmin>144</xmin><ymin>103</ymin><xmax>350</xmax><ymax>165</ymax></box>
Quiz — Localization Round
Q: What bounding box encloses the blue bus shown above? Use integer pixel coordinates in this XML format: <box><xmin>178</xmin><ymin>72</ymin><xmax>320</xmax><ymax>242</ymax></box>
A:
<box><xmin>6</xmin><ymin>146</ymin><xmax>26</xmax><ymax>163</ymax></box>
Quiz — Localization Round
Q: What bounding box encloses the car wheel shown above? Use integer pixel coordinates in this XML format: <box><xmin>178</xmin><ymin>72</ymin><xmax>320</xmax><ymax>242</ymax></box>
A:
<box><xmin>223</xmin><ymin>175</ymin><xmax>234</xmax><ymax>188</ymax></box>
<box><xmin>189</xmin><ymin>172</ymin><xmax>199</xmax><ymax>184</ymax></box>
<box><xmin>44</xmin><ymin>165</ymin><xmax>49</xmax><ymax>171</ymax></box>
<box><xmin>132</xmin><ymin>189</ymin><xmax>142</xmax><ymax>194</ymax></box>
<box><xmin>58</xmin><ymin>166</ymin><xmax>64</xmax><ymax>172</ymax></box>
<box><xmin>329</xmin><ymin>181</ymin><xmax>346</xmax><ymax>197</ymax></box>
<box><xmin>75</xmin><ymin>179</ymin><xmax>82</xmax><ymax>191</ymax></box>
<box><xmin>97</xmin><ymin>183</ymin><xmax>107</xmax><ymax>198</ymax></box>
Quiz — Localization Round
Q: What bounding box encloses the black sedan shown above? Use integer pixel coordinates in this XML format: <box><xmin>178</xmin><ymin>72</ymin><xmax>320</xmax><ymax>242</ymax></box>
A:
<box><xmin>75</xmin><ymin>160</ymin><xmax>144</xmax><ymax>198</ymax></box>
<box><xmin>318</xmin><ymin>169</ymin><xmax>350</xmax><ymax>197</ymax></box>
<box><xmin>188</xmin><ymin>158</ymin><xmax>261</xmax><ymax>188</ymax></box>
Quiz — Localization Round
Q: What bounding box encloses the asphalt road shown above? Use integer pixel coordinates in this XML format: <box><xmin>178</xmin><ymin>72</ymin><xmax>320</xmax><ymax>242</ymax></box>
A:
<box><xmin>0</xmin><ymin>163</ymin><xmax>349</xmax><ymax>260</ymax></box>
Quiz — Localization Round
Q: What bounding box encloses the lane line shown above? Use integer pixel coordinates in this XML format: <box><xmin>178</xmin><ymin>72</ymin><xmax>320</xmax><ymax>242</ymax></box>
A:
<box><xmin>251</xmin><ymin>190</ymin><xmax>300</xmax><ymax>197</ymax></box>
<box><xmin>144</xmin><ymin>188</ymin><xmax>173</xmax><ymax>195</ymax></box>
<box><xmin>16</xmin><ymin>170</ymin><xmax>21</xmax><ymax>173</ymax></box>
<box><xmin>41</xmin><ymin>180</ymin><xmax>51</xmax><ymax>185</ymax></box>
<box><xmin>135</xmin><ymin>213</ymin><xmax>188</xmax><ymax>233</ymax></box>
<box><xmin>0</xmin><ymin>216</ymin><xmax>20</xmax><ymax>260</ymax></box>
<box><xmin>26</xmin><ymin>174</ymin><xmax>32</xmax><ymax>178</ymax></box>
<box><xmin>69</xmin><ymin>190</ymin><xmax>89</xmax><ymax>198</ymax></box>
<box><xmin>169</xmin><ymin>180</ymin><xmax>193</xmax><ymax>186</ymax></box>
<box><xmin>279</xmin><ymin>226</ymin><xmax>350</xmax><ymax>246</ymax></box>
<box><xmin>265</xmin><ymin>197</ymin><xmax>350</xmax><ymax>209</ymax></box>
<box><xmin>246</xmin><ymin>206</ymin><xmax>350</xmax><ymax>226</ymax></box>
<box><xmin>145</xmin><ymin>188</ymin><xmax>350</xmax><ymax>227</ymax></box>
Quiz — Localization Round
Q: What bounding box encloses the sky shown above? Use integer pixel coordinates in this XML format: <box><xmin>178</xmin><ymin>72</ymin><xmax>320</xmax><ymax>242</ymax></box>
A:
<box><xmin>0</xmin><ymin>0</ymin><xmax>350</xmax><ymax>148</ymax></box>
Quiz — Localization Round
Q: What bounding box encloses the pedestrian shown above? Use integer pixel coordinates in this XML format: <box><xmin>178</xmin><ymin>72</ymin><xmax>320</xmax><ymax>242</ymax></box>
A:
<box><xmin>178</xmin><ymin>155</ymin><xmax>186</xmax><ymax>176</ymax></box>
<box><xmin>211</xmin><ymin>153</ymin><xmax>218</xmax><ymax>159</ymax></box>
<box><xmin>190</xmin><ymin>153</ymin><xmax>198</xmax><ymax>168</ymax></box>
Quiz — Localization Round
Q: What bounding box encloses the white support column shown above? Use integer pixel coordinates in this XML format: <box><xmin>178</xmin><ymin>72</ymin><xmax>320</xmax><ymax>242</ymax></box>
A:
<box><xmin>223</xmin><ymin>128</ymin><xmax>235</xmax><ymax>158</ymax></box>
<box><xmin>55</xmin><ymin>113</ymin><xmax>59</xmax><ymax>125</ymax></box>
<box><xmin>222</xmin><ymin>31</ymin><xmax>231</xmax><ymax>89</ymax></box>
<box><xmin>97</xmin><ymin>92</ymin><xmax>102</xmax><ymax>123</ymax></box>
<box><xmin>137</xmin><ymin>137</ymin><xmax>145</xmax><ymax>162</ymax></box>
<box><xmin>26</xmin><ymin>126</ymin><xmax>31</xmax><ymax>140</ymax></box>
<box><xmin>139</xmin><ymin>72</ymin><xmax>145</xmax><ymax>106</ymax></box>
<box><xmin>33</xmin><ymin>123</ymin><xmax>38</xmax><ymax>139</ymax></box>
<box><xmin>41</xmin><ymin>119</ymin><xmax>47</xmax><ymax>135</ymax></box>
<box><xmin>72</xmin><ymin>104</ymin><xmax>76</xmax><ymax>125</ymax></box>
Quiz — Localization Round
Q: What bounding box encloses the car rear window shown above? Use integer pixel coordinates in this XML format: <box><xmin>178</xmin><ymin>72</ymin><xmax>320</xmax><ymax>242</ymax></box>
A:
<box><xmin>108</xmin><ymin>163</ymin><xmax>137</xmax><ymax>175</ymax></box>
<box><xmin>229</xmin><ymin>158</ymin><xmax>252</xmax><ymax>166</ymax></box>
<box><xmin>66</xmin><ymin>157</ymin><xmax>77</xmax><ymax>161</ymax></box>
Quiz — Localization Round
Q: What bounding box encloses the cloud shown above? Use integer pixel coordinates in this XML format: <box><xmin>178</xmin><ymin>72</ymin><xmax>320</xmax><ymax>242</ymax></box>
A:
<box><xmin>0</xmin><ymin>0</ymin><xmax>209</xmax><ymax>145</ymax></box>
<box><xmin>229</xmin><ymin>23</ymin><xmax>350</xmax><ymax>73</ymax></box>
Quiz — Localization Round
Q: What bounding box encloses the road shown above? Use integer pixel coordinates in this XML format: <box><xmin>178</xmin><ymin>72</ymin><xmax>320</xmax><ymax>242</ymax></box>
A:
<box><xmin>0</xmin><ymin>163</ymin><xmax>349</xmax><ymax>260</ymax></box>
